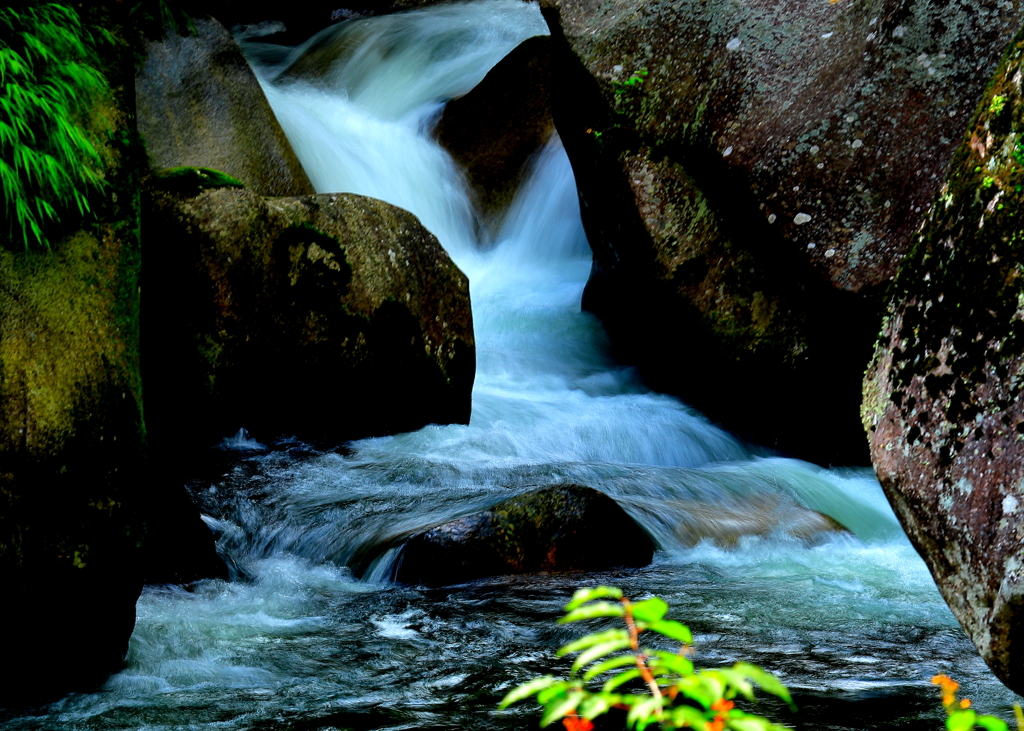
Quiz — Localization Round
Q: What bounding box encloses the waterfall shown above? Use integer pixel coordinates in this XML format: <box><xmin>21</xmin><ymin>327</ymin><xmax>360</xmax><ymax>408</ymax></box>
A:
<box><xmin>4</xmin><ymin>4</ymin><xmax>1019</xmax><ymax>729</ymax></box>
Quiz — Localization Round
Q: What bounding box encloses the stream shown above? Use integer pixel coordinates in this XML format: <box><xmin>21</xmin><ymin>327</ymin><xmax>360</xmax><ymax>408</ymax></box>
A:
<box><xmin>4</xmin><ymin>2</ymin><xmax>1023</xmax><ymax>729</ymax></box>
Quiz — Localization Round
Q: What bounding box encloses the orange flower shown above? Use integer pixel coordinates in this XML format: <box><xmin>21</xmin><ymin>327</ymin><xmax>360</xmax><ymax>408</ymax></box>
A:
<box><xmin>563</xmin><ymin>713</ymin><xmax>594</xmax><ymax>731</ymax></box>
<box><xmin>711</xmin><ymin>699</ymin><xmax>735</xmax><ymax>713</ymax></box>
<box><xmin>961</xmin><ymin>699</ymin><xmax>972</xmax><ymax>709</ymax></box>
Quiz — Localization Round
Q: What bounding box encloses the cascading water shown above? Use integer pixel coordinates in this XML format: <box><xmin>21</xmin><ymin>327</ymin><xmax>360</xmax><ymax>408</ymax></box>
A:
<box><xmin>4</xmin><ymin>3</ymin><xmax>1021</xmax><ymax>729</ymax></box>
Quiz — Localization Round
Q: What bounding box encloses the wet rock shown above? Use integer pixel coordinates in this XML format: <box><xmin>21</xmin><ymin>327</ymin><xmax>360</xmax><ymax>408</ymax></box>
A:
<box><xmin>862</xmin><ymin>29</ymin><xmax>1024</xmax><ymax>694</ymax></box>
<box><xmin>135</xmin><ymin>18</ymin><xmax>314</xmax><ymax>197</ymax></box>
<box><xmin>0</xmin><ymin>5</ymin><xmax>209</xmax><ymax>701</ymax></box>
<box><xmin>142</xmin><ymin>180</ymin><xmax>475</xmax><ymax>447</ymax></box>
<box><xmin>539</xmin><ymin>0</ymin><xmax>1024</xmax><ymax>464</ymax></box>
<box><xmin>393</xmin><ymin>484</ymin><xmax>654</xmax><ymax>586</ymax></box>
<box><xmin>434</xmin><ymin>35</ymin><xmax>555</xmax><ymax>230</ymax></box>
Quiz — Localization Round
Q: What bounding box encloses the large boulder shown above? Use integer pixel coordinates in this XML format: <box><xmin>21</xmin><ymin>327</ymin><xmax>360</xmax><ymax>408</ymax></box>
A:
<box><xmin>135</xmin><ymin>18</ymin><xmax>314</xmax><ymax>197</ymax></box>
<box><xmin>862</xmin><ymin>30</ymin><xmax>1024</xmax><ymax>694</ymax></box>
<box><xmin>539</xmin><ymin>0</ymin><xmax>1024</xmax><ymax>464</ymax></box>
<box><xmin>142</xmin><ymin>174</ymin><xmax>476</xmax><ymax>446</ymax></box>
<box><xmin>393</xmin><ymin>484</ymin><xmax>654</xmax><ymax>586</ymax></box>
<box><xmin>0</xmin><ymin>3</ymin><xmax>176</xmax><ymax>701</ymax></box>
<box><xmin>434</xmin><ymin>35</ymin><xmax>555</xmax><ymax>230</ymax></box>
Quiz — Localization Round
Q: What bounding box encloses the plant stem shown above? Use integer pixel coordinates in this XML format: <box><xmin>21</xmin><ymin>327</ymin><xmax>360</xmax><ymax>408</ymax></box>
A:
<box><xmin>622</xmin><ymin>599</ymin><xmax>664</xmax><ymax>708</ymax></box>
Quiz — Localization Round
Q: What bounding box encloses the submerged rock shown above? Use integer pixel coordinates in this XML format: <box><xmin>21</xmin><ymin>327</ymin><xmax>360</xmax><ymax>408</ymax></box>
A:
<box><xmin>142</xmin><ymin>181</ymin><xmax>475</xmax><ymax>446</ymax></box>
<box><xmin>672</xmin><ymin>498</ymin><xmax>845</xmax><ymax>548</ymax></box>
<box><xmin>393</xmin><ymin>484</ymin><xmax>654</xmax><ymax>586</ymax></box>
<box><xmin>862</xmin><ymin>29</ymin><xmax>1024</xmax><ymax>694</ymax></box>
<box><xmin>135</xmin><ymin>18</ymin><xmax>314</xmax><ymax>197</ymax></box>
<box><xmin>539</xmin><ymin>0</ymin><xmax>1024</xmax><ymax>465</ymax></box>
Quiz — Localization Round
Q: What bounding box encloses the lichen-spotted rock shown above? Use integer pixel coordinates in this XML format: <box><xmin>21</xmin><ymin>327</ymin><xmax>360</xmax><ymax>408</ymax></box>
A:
<box><xmin>863</xmin><ymin>29</ymin><xmax>1024</xmax><ymax>694</ymax></box>
<box><xmin>540</xmin><ymin>0</ymin><xmax>1024</xmax><ymax>464</ymax></box>
<box><xmin>142</xmin><ymin>182</ymin><xmax>475</xmax><ymax>446</ymax></box>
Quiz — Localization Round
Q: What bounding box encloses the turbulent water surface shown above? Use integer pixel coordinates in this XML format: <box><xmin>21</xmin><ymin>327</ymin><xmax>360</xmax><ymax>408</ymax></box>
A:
<box><xmin>5</xmin><ymin>3</ymin><xmax>1022</xmax><ymax>730</ymax></box>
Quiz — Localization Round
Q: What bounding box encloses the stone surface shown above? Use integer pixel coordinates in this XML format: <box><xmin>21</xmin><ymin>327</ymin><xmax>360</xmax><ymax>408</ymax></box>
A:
<box><xmin>0</xmin><ymin>4</ymin><xmax>146</xmax><ymax>700</ymax></box>
<box><xmin>540</xmin><ymin>0</ymin><xmax>1024</xmax><ymax>464</ymax></box>
<box><xmin>142</xmin><ymin>181</ymin><xmax>475</xmax><ymax>446</ymax></box>
<box><xmin>862</xmin><ymin>29</ymin><xmax>1024</xmax><ymax>694</ymax></box>
<box><xmin>434</xmin><ymin>35</ymin><xmax>555</xmax><ymax>230</ymax></box>
<box><xmin>135</xmin><ymin>18</ymin><xmax>314</xmax><ymax>197</ymax></box>
<box><xmin>393</xmin><ymin>484</ymin><xmax>654</xmax><ymax>586</ymax></box>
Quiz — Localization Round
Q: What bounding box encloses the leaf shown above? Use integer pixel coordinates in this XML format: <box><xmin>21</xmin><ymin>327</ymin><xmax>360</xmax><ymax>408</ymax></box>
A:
<box><xmin>728</xmin><ymin>715</ymin><xmax>785</xmax><ymax>731</ymax></box>
<box><xmin>696</xmin><ymin>671</ymin><xmax>727</xmax><ymax>702</ymax></box>
<box><xmin>717</xmin><ymin>668</ymin><xmax>754</xmax><ymax>700</ymax></box>
<box><xmin>670</xmin><ymin>704</ymin><xmax>710</xmax><ymax>730</ymax></box>
<box><xmin>565</xmin><ymin>586</ymin><xmax>623</xmax><ymax>611</ymax></box>
<box><xmin>630</xmin><ymin>597</ymin><xmax>668</xmax><ymax>622</ymax></box>
<box><xmin>560</xmin><ymin>602</ymin><xmax>625</xmax><ymax>623</ymax></box>
<box><xmin>626</xmin><ymin>696</ymin><xmax>663</xmax><ymax>729</ymax></box>
<box><xmin>499</xmin><ymin>676</ymin><xmax>557</xmax><ymax>708</ymax></box>
<box><xmin>578</xmin><ymin>695</ymin><xmax>611</xmax><ymax>720</ymax></box>
<box><xmin>947</xmin><ymin>710</ymin><xmax>978</xmax><ymax>731</ymax></box>
<box><xmin>583</xmin><ymin>654</ymin><xmax>637</xmax><ymax>681</ymax></box>
<box><xmin>647</xmin><ymin>651</ymin><xmax>694</xmax><ymax>677</ymax></box>
<box><xmin>558</xmin><ymin>628</ymin><xmax>630</xmax><ymax>656</ymax></box>
<box><xmin>602</xmin><ymin>668</ymin><xmax>642</xmax><ymax>692</ymax></box>
<box><xmin>731</xmin><ymin>663</ymin><xmax>794</xmax><ymax>708</ymax></box>
<box><xmin>538</xmin><ymin>682</ymin><xmax>575</xmax><ymax>705</ymax></box>
<box><xmin>643</xmin><ymin>620</ymin><xmax>693</xmax><ymax>645</ymax></box>
<box><xmin>975</xmin><ymin>715</ymin><xmax>1009</xmax><ymax>731</ymax></box>
<box><xmin>539</xmin><ymin>691</ymin><xmax>584</xmax><ymax>727</ymax></box>
<box><xmin>571</xmin><ymin>639</ymin><xmax>632</xmax><ymax>674</ymax></box>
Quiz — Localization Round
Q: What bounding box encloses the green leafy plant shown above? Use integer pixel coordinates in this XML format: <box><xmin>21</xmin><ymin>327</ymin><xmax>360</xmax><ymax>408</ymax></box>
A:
<box><xmin>990</xmin><ymin>95</ymin><xmax>1007</xmax><ymax>116</ymax></box>
<box><xmin>500</xmin><ymin>586</ymin><xmax>793</xmax><ymax>731</ymax></box>
<box><xmin>0</xmin><ymin>2</ymin><xmax>111</xmax><ymax>251</ymax></box>
<box><xmin>1013</xmin><ymin>138</ymin><xmax>1024</xmax><ymax>168</ymax></box>
<box><xmin>612</xmin><ymin>69</ymin><xmax>648</xmax><ymax>95</ymax></box>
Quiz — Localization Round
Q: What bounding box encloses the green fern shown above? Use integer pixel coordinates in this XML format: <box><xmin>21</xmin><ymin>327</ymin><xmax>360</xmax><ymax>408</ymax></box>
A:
<box><xmin>0</xmin><ymin>3</ymin><xmax>111</xmax><ymax>251</ymax></box>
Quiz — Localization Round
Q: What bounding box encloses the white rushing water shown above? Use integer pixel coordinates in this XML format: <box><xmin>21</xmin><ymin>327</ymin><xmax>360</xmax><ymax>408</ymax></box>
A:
<box><xmin>5</xmin><ymin>3</ymin><xmax>1021</xmax><ymax>729</ymax></box>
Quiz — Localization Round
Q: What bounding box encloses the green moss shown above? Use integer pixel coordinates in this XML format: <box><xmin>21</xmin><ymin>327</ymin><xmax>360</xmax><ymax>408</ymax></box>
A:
<box><xmin>150</xmin><ymin>166</ymin><xmax>245</xmax><ymax>197</ymax></box>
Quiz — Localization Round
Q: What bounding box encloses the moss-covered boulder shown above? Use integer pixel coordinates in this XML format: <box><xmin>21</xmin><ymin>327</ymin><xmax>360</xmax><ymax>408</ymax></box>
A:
<box><xmin>142</xmin><ymin>181</ymin><xmax>475</xmax><ymax>446</ymax></box>
<box><xmin>393</xmin><ymin>484</ymin><xmax>654</xmax><ymax>586</ymax></box>
<box><xmin>135</xmin><ymin>18</ymin><xmax>314</xmax><ymax>197</ymax></box>
<box><xmin>539</xmin><ymin>0</ymin><xmax>1024</xmax><ymax>465</ymax></box>
<box><xmin>862</xmin><ymin>29</ymin><xmax>1024</xmax><ymax>694</ymax></box>
<box><xmin>434</xmin><ymin>35</ymin><xmax>555</xmax><ymax>231</ymax></box>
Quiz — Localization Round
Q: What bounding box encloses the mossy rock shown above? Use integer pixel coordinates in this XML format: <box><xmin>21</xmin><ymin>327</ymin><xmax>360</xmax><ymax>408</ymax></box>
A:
<box><xmin>393</xmin><ymin>484</ymin><xmax>654</xmax><ymax>587</ymax></box>
<box><xmin>863</xmin><ymin>27</ymin><xmax>1024</xmax><ymax>695</ymax></box>
<box><xmin>142</xmin><ymin>186</ymin><xmax>475</xmax><ymax>447</ymax></box>
<box><xmin>541</xmin><ymin>0</ymin><xmax>1024</xmax><ymax>465</ymax></box>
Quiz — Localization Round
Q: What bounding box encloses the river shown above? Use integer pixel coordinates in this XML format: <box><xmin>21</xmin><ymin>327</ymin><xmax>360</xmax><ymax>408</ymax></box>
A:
<box><xmin>3</xmin><ymin>2</ymin><xmax>1021</xmax><ymax>729</ymax></box>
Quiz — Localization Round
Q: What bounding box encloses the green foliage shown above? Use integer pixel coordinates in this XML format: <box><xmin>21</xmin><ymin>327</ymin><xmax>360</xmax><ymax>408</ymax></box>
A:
<box><xmin>0</xmin><ymin>2</ymin><xmax>111</xmax><ymax>251</ymax></box>
<box><xmin>500</xmin><ymin>586</ymin><xmax>793</xmax><ymax>731</ymax></box>
<box><xmin>612</xmin><ymin>69</ymin><xmax>648</xmax><ymax>95</ymax></box>
<box><xmin>990</xmin><ymin>95</ymin><xmax>1007</xmax><ymax>116</ymax></box>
